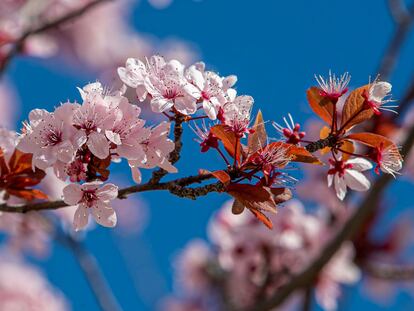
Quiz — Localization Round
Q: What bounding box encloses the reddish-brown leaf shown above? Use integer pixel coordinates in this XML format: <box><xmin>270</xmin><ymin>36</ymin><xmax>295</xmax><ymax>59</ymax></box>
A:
<box><xmin>247</xmin><ymin>110</ymin><xmax>267</xmax><ymax>156</ymax></box>
<box><xmin>0</xmin><ymin>149</ymin><xmax>46</xmax><ymax>202</ymax></box>
<box><xmin>211</xmin><ymin>170</ymin><xmax>231</xmax><ymax>185</ymax></box>
<box><xmin>266</xmin><ymin>142</ymin><xmax>323</xmax><ymax>165</ymax></box>
<box><xmin>227</xmin><ymin>183</ymin><xmax>277</xmax><ymax>213</ymax></box>
<box><xmin>210</xmin><ymin>125</ymin><xmax>242</xmax><ymax>161</ymax></box>
<box><xmin>270</xmin><ymin>187</ymin><xmax>292</xmax><ymax>204</ymax></box>
<box><xmin>338</xmin><ymin>139</ymin><xmax>355</xmax><ymax>161</ymax></box>
<box><xmin>346</xmin><ymin>132</ymin><xmax>395</xmax><ymax>149</ymax></box>
<box><xmin>306</xmin><ymin>87</ymin><xmax>335</xmax><ymax>125</ymax></box>
<box><xmin>7</xmin><ymin>188</ymin><xmax>48</xmax><ymax>201</ymax></box>
<box><xmin>340</xmin><ymin>85</ymin><xmax>372</xmax><ymax>132</ymax></box>
<box><xmin>231</xmin><ymin>200</ymin><xmax>245</xmax><ymax>215</ymax></box>
<box><xmin>250</xmin><ymin>209</ymin><xmax>273</xmax><ymax>229</ymax></box>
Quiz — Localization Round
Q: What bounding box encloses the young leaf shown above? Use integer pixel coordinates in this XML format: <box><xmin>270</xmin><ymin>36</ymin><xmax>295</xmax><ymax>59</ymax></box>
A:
<box><xmin>210</xmin><ymin>125</ymin><xmax>242</xmax><ymax>161</ymax></box>
<box><xmin>346</xmin><ymin>132</ymin><xmax>395</xmax><ymax>148</ymax></box>
<box><xmin>227</xmin><ymin>183</ymin><xmax>277</xmax><ymax>214</ymax></box>
<box><xmin>306</xmin><ymin>87</ymin><xmax>335</xmax><ymax>125</ymax></box>
<box><xmin>319</xmin><ymin>126</ymin><xmax>332</xmax><ymax>155</ymax></box>
<box><xmin>231</xmin><ymin>200</ymin><xmax>245</xmax><ymax>215</ymax></box>
<box><xmin>0</xmin><ymin>149</ymin><xmax>47</xmax><ymax>201</ymax></box>
<box><xmin>340</xmin><ymin>85</ymin><xmax>372</xmax><ymax>132</ymax></box>
<box><xmin>338</xmin><ymin>139</ymin><xmax>355</xmax><ymax>160</ymax></box>
<box><xmin>249</xmin><ymin>209</ymin><xmax>273</xmax><ymax>229</ymax></box>
<box><xmin>211</xmin><ymin>170</ymin><xmax>231</xmax><ymax>185</ymax></box>
<box><xmin>265</xmin><ymin>142</ymin><xmax>323</xmax><ymax>165</ymax></box>
<box><xmin>247</xmin><ymin>110</ymin><xmax>267</xmax><ymax>156</ymax></box>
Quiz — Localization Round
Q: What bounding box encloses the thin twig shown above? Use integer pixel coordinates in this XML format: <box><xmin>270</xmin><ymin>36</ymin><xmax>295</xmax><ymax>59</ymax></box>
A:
<box><xmin>302</xmin><ymin>286</ymin><xmax>313</xmax><ymax>311</ymax></box>
<box><xmin>56</xmin><ymin>231</ymin><xmax>122</xmax><ymax>311</ymax></box>
<box><xmin>249</xmin><ymin>122</ymin><xmax>414</xmax><ymax>311</ymax></box>
<box><xmin>364</xmin><ymin>262</ymin><xmax>414</xmax><ymax>280</ymax></box>
<box><xmin>0</xmin><ymin>172</ymin><xmax>217</xmax><ymax>213</ymax></box>
<box><xmin>0</xmin><ymin>0</ymin><xmax>112</xmax><ymax>75</ymax></box>
<box><xmin>377</xmin><ymin>1</ymin><xmax>414</xmax><ymax>79</ymax></box>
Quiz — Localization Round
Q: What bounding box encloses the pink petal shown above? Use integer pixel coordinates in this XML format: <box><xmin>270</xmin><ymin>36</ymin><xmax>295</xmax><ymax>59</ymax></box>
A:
<box><xmin>334</xmin><ymin>174</ymin><xmax>347</xmax><ymax>201</ymax></box>
<box><xmin>63</xmin><ymin>184</ymin><xmax>83</xmax><ymax>205</ymax></box>
<box><xmin>151</xmin><ymin>97</ymin><xmax>173</xmax><ymax>113</ymax></box>
<box><xmin>56</xmin><ymin>140</ymin><xmax>75</xmax><ymax>163</ymax></box>
<box><xmin>91</xmin><ymin>201</ymin><xmax>117</xmax><ymax>228</ymax></box>
<box><xmin>73</xmin><ymin>205</ymin><xmax>89</xmax><ymax>231</ymax></box>
<box><xmin>87</xmin><ymin>132</ymin><xmax>110</xmax><ymax>159</ymax></box>
<box><xmin>96</xmin><ymin>183</ymin><xmax>118</xmax><ymax>201</ymax></box>
<box><xmin>344</xmin><ymin>170</ymin><xmax>371</xmax><ymax>192</ymax></box>
<box><xmin>346</xmin><ymin>158</ymin><xmax>373</xmax><ymax>172</ymax></box>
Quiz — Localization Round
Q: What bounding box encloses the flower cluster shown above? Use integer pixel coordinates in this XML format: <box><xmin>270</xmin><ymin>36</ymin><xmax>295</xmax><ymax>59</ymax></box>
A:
<box><xmin>119</xmin><ymin>55</ymin><xmax>237</xmax><ymax>119</ymax></box>
<box><xmin>0</xmin><ymin>256</ymin><xmax>69</xmax><ymax>311</ymax></box>
<box><xmin>17</xmin><ymin>82</ymin><xmax>176</xmax><ymax>230</ymax></box>
<box><xmin>164</xmin><ymin>200</ymin><xmax>360</xmax><ymax>311</ymax></box>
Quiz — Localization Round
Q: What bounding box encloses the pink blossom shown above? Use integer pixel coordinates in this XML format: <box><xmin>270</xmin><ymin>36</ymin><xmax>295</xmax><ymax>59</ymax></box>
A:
<box><xmin>0</xmin><ymin>212</ymin><xmax>52</xmax><ymax>258</ymax></box>
<box><xmin>119</xmin><ymin>55</ymin><xmax>199</xmax><ymax>114</ymax></box>
<box><xmin>0</xmin><ymin>256</ymin><xmax>69</xmax><ymax>310</ymax></box>
<box><xmin>63</xmin><ymin>181</ymin><xmax>118</xmax><ymax>231</ymax></box>
<box><xmin>174</xmin><ymin>239</ymin><xmax>213</xmax><ymax>294</ymax></box>
<box><xmin>72</xmin><ymin>82</ymin><xmax>123</xmax><ymax>159</ymax></box>
<box><xmin>327</xmin><ymin>158</ymin><xmax>372</xmax><ymax>201</ymax></box>
<box><xmin>129</xmin><ymin>121</ymin><xmax>177</xmax><ymax>183</ymax></box>
<box><xmin>363</xmin><ymin>80</ymin><xmax>396</xmax><ymax>115</ymax></box>
<box><xmin>185</xmin><ymin>64</ymin><xmax>236</xmax><ymax>119</ymax></box>
<box><xmin>105</xmin><ymin>99</ymin><xmax>150</xmax><ymax>161</ymax></box>
<box><xmin>315</xmin><ymin>242</ymin><xmax>360</xmax><ymax>311</ymax></box>
<box><xmin>18</xmin><ymin>103</ymin><xmax>80</xmax><ymax>170</ymax></box>
<box><xmin>315</xmin><ymin>71</ymin><xmax>350</xmax><ymax>101</ymax></box>
<box><xmin>220</xmin><ymin>95</ymin><xmax>254</xmax><ymax>138</ymax></box>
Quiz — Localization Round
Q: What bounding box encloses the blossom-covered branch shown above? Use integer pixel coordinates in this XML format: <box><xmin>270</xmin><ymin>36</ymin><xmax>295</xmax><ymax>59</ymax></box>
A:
<box><xmin>249</xmin><ymin>122</ymin><xmax>414</xmax><ymax>311</ymax></box>
<box><xmin>0</xmin><ymin>0</ymin><xmax>112</xmax><ymax>74</ymax></box>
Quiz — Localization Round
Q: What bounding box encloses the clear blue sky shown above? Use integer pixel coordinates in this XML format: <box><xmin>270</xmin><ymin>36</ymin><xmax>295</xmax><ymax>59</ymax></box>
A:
<box><xmin>6</xmin><ymin>0</ymin><xmax>414</xmax><ymax>310</ymax></box>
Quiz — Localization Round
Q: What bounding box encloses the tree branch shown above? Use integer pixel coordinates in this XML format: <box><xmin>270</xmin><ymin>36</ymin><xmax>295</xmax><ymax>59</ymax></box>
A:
<box><xmin>364</xmin><ymin>261</ymin><xmax>414</xmax><ymax>280</ymax></box>
<box><xmin>0</xmin><ymin>172</ymin><xmax>218</xmax><ymax>213</ymax></box>
<box><xmin>377</xmin><ymin>1</ymin><xmax>414</xmax><ymax>79</ymax></box>
<box><xmin>56</xmin><ymin>230</ymin><xmax>122</xmax><ymax>311</ymax></box>
<box><xmin>0</xmin><ymin>0</ymin><xmax>112</xmax><ymax>75</ymax></box>
<box><xmin>249</xmin><ymin>122</ymin><xmax>414</xmax><ymax>311</ymax></box>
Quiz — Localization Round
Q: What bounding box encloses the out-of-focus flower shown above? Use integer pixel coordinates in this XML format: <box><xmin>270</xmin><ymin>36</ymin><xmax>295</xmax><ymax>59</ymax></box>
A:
<box><xmin>0</xmin><ymin>81</ymin><xmax>20</xmax><ymax>128</ymax></box>
<box><xmin>0</xmin><ymin>255</ymin><xmax>70</xmax><ymax>310</ymax></box>
<box><xmin>327</xmin><ymin>158</ymin><xmax>372</xmax><ymax>201</ymax></box>
<box><xmin>63</xmin><ymin>181</ymin><xmax>118</xmax><ymax>231</ymax></box>
<box><xmin>315</xmin><ymin>242</ymin><xmax>360</xmax><ymax>311</ymax></box>
<box><xmin>166</xmin><ymin>200</ymin><xmax>359</xmax><ymax>311</ymax></box>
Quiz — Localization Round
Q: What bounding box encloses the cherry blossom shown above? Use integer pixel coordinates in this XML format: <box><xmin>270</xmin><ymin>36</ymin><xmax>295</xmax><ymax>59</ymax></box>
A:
<box><xmin>363</xmin><ymin>80</ymin><xmax>396</xmax><ymax>115</ymax></box>
<box><xmin>273</xmin><ymin>113</ymin><xmax>306</xmax><ymax>145</ymax></box>
<box><xmin>315</xmin><ymin>71</ymin><xmax>350</xmax><ymax>101</ymax></box>
<box><xmin>190</xmin><ymin>121</ymin><xmax>219</xmax><ymax>153</ymax></box>
<box><xmin>0</xmin><ymin>256</ymin><xmax>69</xmax><ymax>311</ymax></box>
<box><xmin>128</xmin><ymin>121</ymin><xmax>177</xmax><ymax>183</ymax></box>
<box><xmin>119</xmin><ymin>55</ymin><xmax>199</xmax><ymax>114</ymax></box>
<box><xmin>18</xmin><ymin>104</ymin><xmax>80</xmax><ymax>170</ymax></box>
<box><xmin>185</xmin><ymin>64</ymin><xmax>236</xmax><ymax>119</ymax></box>
<box><xmin>220</xmin><ymin>95</ymin><xmax>254</xmax><ymax>138</ymax></box>
<box><xmin>327</xmin><ymin>158</ymin><xmax>372</xmax><ymax>200</ymax></box>
<box><xmin>370</xmin><ymin>143</ymin><xmax>402</xmax><ymax>177</ymax></box>
<box><xmin>315</xmin><ymin>242</ymin><xmax>361</xmax><ymax>311</ymax></box>
<box><xmin>63</xmin><ymin>181</ymin><xmax>118</xmax><ymax>231</ymax></box>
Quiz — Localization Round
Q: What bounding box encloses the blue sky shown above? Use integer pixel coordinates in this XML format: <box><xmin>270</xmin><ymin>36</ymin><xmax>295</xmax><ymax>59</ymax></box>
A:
<box><xmin>6</xmin><ymin>0</ymin><xmax>414</xmax><ymax>310</ymax></box>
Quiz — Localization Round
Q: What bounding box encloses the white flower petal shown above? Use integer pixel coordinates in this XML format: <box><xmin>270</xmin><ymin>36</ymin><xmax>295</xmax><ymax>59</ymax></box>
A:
<box><xmin>344</xmin><ymin>170</ymin><xmax>371</xmax><ymax>192</ymax></box>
